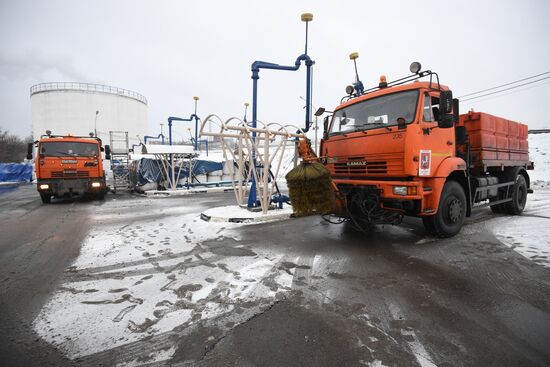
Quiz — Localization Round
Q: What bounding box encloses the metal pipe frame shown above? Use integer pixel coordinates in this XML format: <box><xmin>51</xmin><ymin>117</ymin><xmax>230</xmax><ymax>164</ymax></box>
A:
<box><xmin>199</xmin><ymin>114</ymin><xmax>305</xmax><ymax>214</ymax></box>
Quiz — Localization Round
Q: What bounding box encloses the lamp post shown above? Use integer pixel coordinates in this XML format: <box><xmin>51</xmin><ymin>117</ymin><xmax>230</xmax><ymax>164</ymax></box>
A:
<box><xmin>94</xmin><ymin>110</ymin><xmax>99</xmax><ymax>137</ymax></box>
<box><xmin>160</xmin><ymin>123</ymin><xmax>165</xmax><ymax>144</ymax></box>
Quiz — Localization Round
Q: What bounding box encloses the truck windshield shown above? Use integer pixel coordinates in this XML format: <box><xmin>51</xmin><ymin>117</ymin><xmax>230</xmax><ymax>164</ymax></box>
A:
<box><xmin>40</xmin><ymin>142</ymin><xmax>99</xmax><ymax>157</ymax></box>
<box><xmin>330</xmin><ymin>90</ymin><xmax>419</xmax><ymax>134</ymax></box>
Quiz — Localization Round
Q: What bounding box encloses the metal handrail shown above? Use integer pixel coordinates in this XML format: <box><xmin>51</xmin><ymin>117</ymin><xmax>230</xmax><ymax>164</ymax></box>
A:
<box><xmin>30</xmin><ymin>82</ymin><xmax>147</xmax><ymax>105</ymax></box>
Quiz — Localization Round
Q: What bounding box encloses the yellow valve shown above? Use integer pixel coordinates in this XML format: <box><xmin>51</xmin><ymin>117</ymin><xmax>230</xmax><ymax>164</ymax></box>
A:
<box><xmin>349</xmin><ymin>52</ymin><xmax>359</xmax><ymax>60</ymax></box>
<box><xmin>193</xmin><ymin>96</ymin><xmax>199</xmax><ymax>101</ymax></box>
<box><xmin>301</xmin><ymin>13</ymin><xmax>313</xmax><ymax>22</ymax></box>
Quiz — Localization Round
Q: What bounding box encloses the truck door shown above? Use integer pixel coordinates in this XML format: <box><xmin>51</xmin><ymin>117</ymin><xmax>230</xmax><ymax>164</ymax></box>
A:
<box><xmin>417</xmin><ymin>92</ymin><xmax>455</xmax><ymax>177</ymax></box>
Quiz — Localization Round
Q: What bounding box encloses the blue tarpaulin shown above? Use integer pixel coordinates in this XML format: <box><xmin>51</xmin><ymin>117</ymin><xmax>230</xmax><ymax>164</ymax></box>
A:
<box><xmin>129</xmin><ymin>158</ymin><xmax>223</xmax><ymax>188</ymax></box>
<box><xmin>0</xmin><ymin>163</ymin><xmax>32</xmax><ymax>182</ymax></box>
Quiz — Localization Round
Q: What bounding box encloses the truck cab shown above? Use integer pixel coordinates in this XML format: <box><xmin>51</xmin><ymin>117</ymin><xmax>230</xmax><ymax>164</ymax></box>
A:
<box><xmin>29</xmin><ymin>133</ymin><xmax>109</xmax><ymax>203</ymax></box>
<box><xmin>320</xmin><ymin>64</ymin><xmax>532</xmax><ymax>237</ymax></box>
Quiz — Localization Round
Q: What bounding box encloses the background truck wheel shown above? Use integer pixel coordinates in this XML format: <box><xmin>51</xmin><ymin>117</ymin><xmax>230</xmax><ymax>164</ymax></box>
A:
<box><xmin>40</xmin><ymin>193</ymin><xmax>51</xmax><ymax>204</ymax></box>
<box><xmin>504</xmin><ymin>174</ymin><xmax>527</xmax><ymax>215</ymax></box>
<box><xmin>423</xmin><ymin>181</ymin><xmax>466</xmax><ymax>238</ymax></box>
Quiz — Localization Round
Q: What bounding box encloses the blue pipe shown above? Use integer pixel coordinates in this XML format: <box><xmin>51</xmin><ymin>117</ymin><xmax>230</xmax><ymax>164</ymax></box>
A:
<box><xmin>167</xmin><ymin>115</ymin><xmax>200</xmax><ymax>149</ymax></box>
<box><xmin>248</xmin><ymin>54</ymin><xmax>315</xmax><ymax>208</ymax></box>
<box><xmin>144</xmin><ymin>133</ymin><xmax>165</xmax><ymax>145</ymax></box>
<box><xmin>167</xmin><ymin>115</ymin><xmax>200</xmax><ymax>174</ymax></box>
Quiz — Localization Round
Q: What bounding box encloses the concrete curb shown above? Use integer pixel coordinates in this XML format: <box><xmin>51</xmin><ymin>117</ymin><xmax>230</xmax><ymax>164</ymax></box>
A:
<box><xmin>144</xmin><ymin>187</ymin><xmax>234</xmax><ymax>197</ymax></box>
<box><xmin>200</xmin><ymin>205</ymin><xmax>294</xmax><ymax>224</ymax></box>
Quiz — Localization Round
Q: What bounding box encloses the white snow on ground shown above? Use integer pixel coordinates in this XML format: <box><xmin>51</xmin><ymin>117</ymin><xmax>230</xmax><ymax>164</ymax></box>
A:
<box><xmin>490</xmin><ymin>133</ymin><xmax>550</xmax><ymax>268</ymax></box>
<box><xmin>33</xmin><ymin>197</ymin><xmax>294</xmax><ymax>359</ymax></box>
<box><xmin>528</xmin><ymin>133</ymin><xmax>550</xmax><ymax>188</ymax></box>
<box><xmin>491</xmin><ymin>188</ymin><xmax>550</xmax><ymax>268</ymax></box>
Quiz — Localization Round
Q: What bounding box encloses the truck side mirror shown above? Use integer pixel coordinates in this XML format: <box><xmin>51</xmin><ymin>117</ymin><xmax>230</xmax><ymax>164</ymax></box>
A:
<box><xmin>26</xmin><ymin>143</ymin><xmax>33</xmax><ymax>160</ymax></box>
<box><xmin>440</xmin><ymin>90</ymin><xmax>453</xmax><ymax>114</ymax></box>
<box><xmin>437</xmin><ymin>90</ymin><xmax>454</xmax><ymax>128</ymax></box>
<box><xmin>438</xmin><ymin>114</ymin><xmax>454</xmax><ymax>128</ymax></box>
<box><xmin>105</xmin><ymin>145</ymin><xmax>111</xmax><ymax>160</ymax></box>
<box><xmin>323</xmin><ymin>115</ymin><xmax>331</xmax><ymax>139</ymax></box>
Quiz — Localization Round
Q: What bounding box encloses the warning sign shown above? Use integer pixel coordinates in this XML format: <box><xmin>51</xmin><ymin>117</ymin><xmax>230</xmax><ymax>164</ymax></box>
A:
<box><xmin>419</xmin><ymin>150</ymin><xmax>431</xmax><ymax>176</ymax></box>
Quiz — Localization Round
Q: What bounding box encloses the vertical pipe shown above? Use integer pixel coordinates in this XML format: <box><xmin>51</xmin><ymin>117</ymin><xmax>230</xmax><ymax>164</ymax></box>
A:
<box><xmin>168</xmin><ymin>120</ymin><xmax>173</xmax><ymax>146</ymax></box>
<box><xmin>168</xmin><ymin>120</ymin><xmax>173</xmax><ymax>179</ymax></box>
<box><xmin>248</xmin><ymin>71</ymin><xmax>259</xmax><ymax>207</ymax></box>
<box><xmin>194</xmin><ymin>116</ymin><xmax>198</xmax><ymax>150</ymax></box>
<box><xmin>305</xmin><ymin>63</ymin><xmax>312</xmax><ymax>132</ymax></box>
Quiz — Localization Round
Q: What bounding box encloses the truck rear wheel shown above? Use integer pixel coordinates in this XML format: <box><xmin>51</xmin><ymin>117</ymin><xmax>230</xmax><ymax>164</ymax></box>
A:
<box><xmin>504</xmin><ymin>174</ymin><xmax>527</xmax><ymax>215</ymax></box>
<box><xmin>40</xmin><ymin>193</ymin><xmax>51</xmax><ymax>204</ymax></box>
<box><xmin>422</xmin><ymin>181</ymin><xmax>466</xmax><ymax>238</ymax></box>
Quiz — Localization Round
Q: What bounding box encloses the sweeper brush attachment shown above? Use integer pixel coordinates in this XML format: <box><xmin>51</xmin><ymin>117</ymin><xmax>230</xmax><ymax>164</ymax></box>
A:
<box><xmin>286</xmin><ymin>161</ymin><xmax>334</xmax><ymax>216</ymax></box>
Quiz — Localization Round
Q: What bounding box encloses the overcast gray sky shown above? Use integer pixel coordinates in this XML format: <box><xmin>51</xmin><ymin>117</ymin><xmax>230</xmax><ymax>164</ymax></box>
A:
<box><xmin>1</xmin><ymin>0</ymin><xmax>549</xmax><ymax>140</ymax></box>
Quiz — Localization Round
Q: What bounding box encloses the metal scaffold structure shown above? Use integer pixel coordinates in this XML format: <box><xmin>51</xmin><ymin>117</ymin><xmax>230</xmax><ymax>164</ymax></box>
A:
<box><xmin>141</xmin><ymin>144</ymin><xmax>197</xmax><ymax>190</ymax></box>
<box><xmin>199</xmin><ymin>115</ymin><xmax>304</xmax><ymax>214</ymax></box>
<box><xmin>109</xmin><ymin>131</ymin><xmax>131</xmax><ymax>193</ymax></box>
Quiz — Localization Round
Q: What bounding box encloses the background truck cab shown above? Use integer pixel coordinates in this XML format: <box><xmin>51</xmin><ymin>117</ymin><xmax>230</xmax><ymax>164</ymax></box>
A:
<box><xmin>28</xmin><ymin>132</ymin><xmax>109</xmax><ymax>203</ymax></box>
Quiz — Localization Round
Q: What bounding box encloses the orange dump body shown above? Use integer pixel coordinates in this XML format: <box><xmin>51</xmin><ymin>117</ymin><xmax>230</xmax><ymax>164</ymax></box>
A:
<box><xmin>458</xmin><ymin>111</ymin><xmax>529</xmax><ymax>164</ymax></box>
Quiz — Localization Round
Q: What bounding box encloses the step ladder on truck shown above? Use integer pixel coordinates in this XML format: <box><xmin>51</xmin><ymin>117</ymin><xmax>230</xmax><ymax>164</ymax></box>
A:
<box><xmin>107</xmin><ymin>131</ymin><xmax>131</xmax><ymax>193</ymax></box>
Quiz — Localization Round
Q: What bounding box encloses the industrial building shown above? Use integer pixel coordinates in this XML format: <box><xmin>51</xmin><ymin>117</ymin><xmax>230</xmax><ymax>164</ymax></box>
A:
<box><xmin>30</xmin><ymin>82</ymin><xmax>148</xmax><ymax>146</ymax></box>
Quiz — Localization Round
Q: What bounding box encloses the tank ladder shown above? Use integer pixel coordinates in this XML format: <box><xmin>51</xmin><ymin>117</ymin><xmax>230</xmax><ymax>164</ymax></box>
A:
<box><xmin>109</xmin><ymin>131</ymin><xmax>131</xmax><ymax>193</ymax></box>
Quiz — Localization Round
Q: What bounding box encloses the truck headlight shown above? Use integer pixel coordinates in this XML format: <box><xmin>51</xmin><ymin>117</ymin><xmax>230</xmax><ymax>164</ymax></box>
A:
<box><xmin>393</xmin><ymin>186</ymin><xmax>407</xmax><ymax>196</ymax></box>
<box><xmin>91</xmin><ymin>182</ymin><xmax>101</xmax><ymax>188</ymax></box>
<box><xmin>39</xmin><ymin>184</ymin><xmax>49</xmax><ymax>190</ymax></box>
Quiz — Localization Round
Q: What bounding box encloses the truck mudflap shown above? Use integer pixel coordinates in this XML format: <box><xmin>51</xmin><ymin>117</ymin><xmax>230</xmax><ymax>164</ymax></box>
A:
<box><xmin>37</xmin><ymin>178</ymin><xmax>106</xmax><ymax>197</ymax></box>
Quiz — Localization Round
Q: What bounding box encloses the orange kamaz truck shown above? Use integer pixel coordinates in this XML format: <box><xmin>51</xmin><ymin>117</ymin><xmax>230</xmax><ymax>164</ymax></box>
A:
<box><xmin>318</xmin><ymin>62</ymin><xmax>533</xmax><ymax>237</ymax></box>
<box><xmin>27</xmin><ymin>132</ymin><xmax>110</xmax><ymax>203</ymax></box>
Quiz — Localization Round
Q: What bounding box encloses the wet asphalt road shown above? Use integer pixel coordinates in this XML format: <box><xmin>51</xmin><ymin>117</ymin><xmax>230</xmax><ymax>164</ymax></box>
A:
<box><xmin>1</xmin><ymin>184</ymin><xmax>549</xmax><ymax>366</ymax></box>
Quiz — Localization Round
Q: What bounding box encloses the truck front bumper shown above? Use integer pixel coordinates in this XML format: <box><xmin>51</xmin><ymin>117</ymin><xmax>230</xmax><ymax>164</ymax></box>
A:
<box><xmin>37</xmin><ymin>178</ymin><xmax>106</xmax><ymax>196</ymax></box>
<box><xmin>333</xmin><ymin>178</ymin><xmax>437</xmax><ymax>216</ymax></box>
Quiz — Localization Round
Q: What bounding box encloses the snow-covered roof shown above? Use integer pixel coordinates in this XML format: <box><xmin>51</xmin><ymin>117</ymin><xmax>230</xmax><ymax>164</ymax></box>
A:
<box><xmin>141</xmin><ymin>144</ymin><xmax>196</xmax><ymax>154</ymax></box>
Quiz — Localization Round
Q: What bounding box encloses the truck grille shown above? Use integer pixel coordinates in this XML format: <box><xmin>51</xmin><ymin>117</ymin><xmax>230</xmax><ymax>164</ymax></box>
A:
<box><xmin>333</xmin><ymin>161</ymin><xmax>388</xmax><ymax>175</ymax></box>
<box><xmin>51</xmin><ymin>170</ymin><xmax>90</xmax><ymax>178</ymax></box>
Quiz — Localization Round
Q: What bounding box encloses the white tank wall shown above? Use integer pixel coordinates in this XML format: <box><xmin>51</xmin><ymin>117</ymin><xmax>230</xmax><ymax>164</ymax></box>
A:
<box><xmin>31</xmin><ymin>86</ymin><xmax>148</xmax><ymax>147</ymax></box>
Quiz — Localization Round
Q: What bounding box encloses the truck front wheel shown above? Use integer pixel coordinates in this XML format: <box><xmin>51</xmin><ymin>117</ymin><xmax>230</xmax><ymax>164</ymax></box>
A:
<box><xmin>422</xmin><ymin>181</ymin><xmax>466</xmax><ymax>238</ymax></box>
<box><xmin>40</xmin><ymin>192</ymin><xmax>51</xmax><ymax>204</ymax></box>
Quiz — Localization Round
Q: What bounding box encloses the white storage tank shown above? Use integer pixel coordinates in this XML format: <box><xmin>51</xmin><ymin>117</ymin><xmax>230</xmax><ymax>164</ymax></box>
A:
<box><xmin>30</xmin><ymin>82</ymin><xmax>148</xmax><ymax>146</ymax></box>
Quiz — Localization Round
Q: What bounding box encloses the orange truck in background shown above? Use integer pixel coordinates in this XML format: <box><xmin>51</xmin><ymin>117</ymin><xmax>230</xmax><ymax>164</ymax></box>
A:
<box><xmin>27</xmin><ymin>132</ymin><xmax>111</xmax><ymax>203</ymax></box>
<box><xmin>318</xmin><ymin>61</ymin><xmax>533</xmax><ymax>237</ymax></box>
